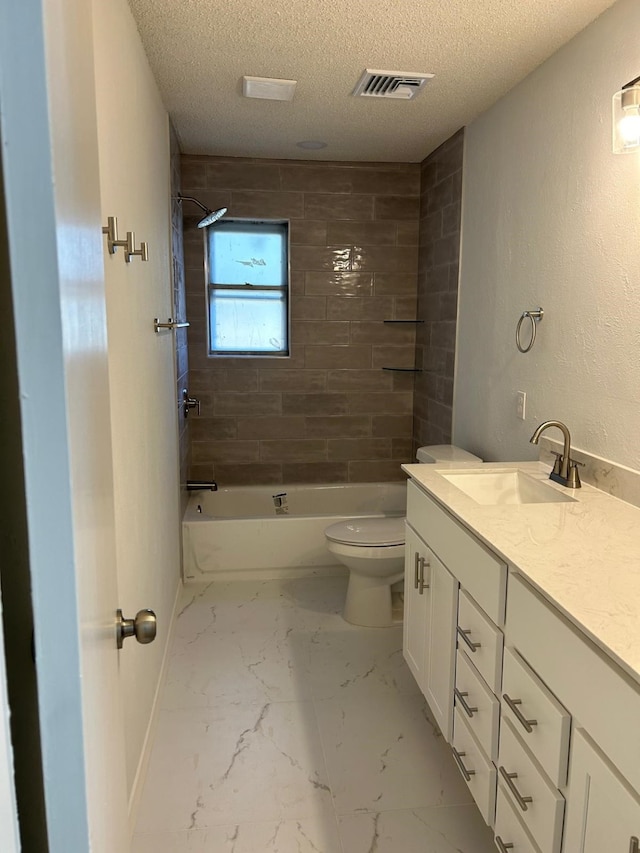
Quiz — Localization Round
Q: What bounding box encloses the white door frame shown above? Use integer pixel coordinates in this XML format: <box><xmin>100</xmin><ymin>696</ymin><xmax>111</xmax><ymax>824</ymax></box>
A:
<box><xmin>0</xmin><ymin>0</ymin><xmax>90</xmax><ymax>842</ymax></box>
<box><xmin>0</xmin><ymin>586</ymin><xmax>20</xmax><ymax>853</ymax></box>
<box><xmin>0</xmin><ymin>0</ymin><xmax>129</xmax><ymax>849</ymax></box>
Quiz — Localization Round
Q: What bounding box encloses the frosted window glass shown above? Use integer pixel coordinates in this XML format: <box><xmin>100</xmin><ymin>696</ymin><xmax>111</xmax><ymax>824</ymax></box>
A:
<box><xmin>209</xmin><ymin>222</ymin><xmax>286</xmax><ymax>286</ymax></box>
<box><xmin>207</xmin><ymin>220</ymin><xmax>289</xmax><ymax>355</ymax></box>
<box><xmin>209</xmin><ymin>290</ymin><xmax>286</xmax><ymax>353</ymax></box>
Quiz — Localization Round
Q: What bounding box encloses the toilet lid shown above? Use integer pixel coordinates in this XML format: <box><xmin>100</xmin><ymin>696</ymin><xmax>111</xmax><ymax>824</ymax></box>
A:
<box><xmin>325</xmin><ymin>517</ymin><xmax>405</xmax><ymax>547</ymax></box>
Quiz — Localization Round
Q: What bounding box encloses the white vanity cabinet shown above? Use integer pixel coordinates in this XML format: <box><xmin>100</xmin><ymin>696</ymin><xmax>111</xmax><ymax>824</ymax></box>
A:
<box><xmin>404</xmin><ymin>478</ymin><xmax>507</xmax><ymax>822</ymax></box>
<box><xmin>403</xmin><ymin>519</ymin><xmax>458</xmax><ymax>740</ymax></box>
<box><xmin>505</xmin><ymin>574</ymin><xmax>640</xmax><ymax>853</ymax></box>
<box><xmin>403</xmin><ymin>470</ymin><xmax>640</xmax><ymax>853</ymax></box>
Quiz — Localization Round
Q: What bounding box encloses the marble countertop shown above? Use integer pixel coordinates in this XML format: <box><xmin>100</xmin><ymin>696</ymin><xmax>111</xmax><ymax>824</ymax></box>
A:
<box><xmin>402</xmin><ymin>460</ymin><xmax>640</xmax><ymax>687</ymax></box>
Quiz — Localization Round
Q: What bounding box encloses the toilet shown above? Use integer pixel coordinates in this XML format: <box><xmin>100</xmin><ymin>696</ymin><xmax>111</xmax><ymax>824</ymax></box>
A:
<box><xmin>325</xmin><ymin>445</ymin><xmax>482</xmax><ymax>628</ymax></box>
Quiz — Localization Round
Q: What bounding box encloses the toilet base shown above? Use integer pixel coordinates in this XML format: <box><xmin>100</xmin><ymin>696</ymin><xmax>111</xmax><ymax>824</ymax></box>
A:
<box><xmin>343</xmin><ymin>569</ymin><xmax>404</xmax><ymax>628</ymax></box>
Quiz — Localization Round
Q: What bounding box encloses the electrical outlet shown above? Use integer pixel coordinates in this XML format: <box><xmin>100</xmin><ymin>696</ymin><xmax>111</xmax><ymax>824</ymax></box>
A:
<box><xmin>516</xmin><ymin>391</ymin><xmax>526</xmax><ymax>420</ymax></box>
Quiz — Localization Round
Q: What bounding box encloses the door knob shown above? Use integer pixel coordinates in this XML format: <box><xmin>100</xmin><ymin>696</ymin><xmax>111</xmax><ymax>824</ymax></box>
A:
<box><xmin>116</xmin><ymin>609</ymin><xmax>157</xmax><ymax>649</ymax></box>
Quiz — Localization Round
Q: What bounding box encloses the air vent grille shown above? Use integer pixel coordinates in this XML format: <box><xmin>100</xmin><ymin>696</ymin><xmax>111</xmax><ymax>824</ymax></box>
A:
<box><xmin>352</xmin><ymin>69</ymin><xmax>434</xmax><ymax>100</ymax></box>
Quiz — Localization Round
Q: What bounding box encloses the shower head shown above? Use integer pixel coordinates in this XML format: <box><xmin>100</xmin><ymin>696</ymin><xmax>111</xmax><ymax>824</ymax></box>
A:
<box><xmin>173</xmin><ymin>194</ymin><xmax>227</xmax><ymax>228</ymax></box>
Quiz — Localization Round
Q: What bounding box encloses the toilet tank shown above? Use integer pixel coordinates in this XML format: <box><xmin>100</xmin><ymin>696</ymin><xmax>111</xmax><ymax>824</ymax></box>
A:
<box><xmin>416</xmin><ymin>444</ymin><xmax>482</xmax><ymax>464</ymax></box>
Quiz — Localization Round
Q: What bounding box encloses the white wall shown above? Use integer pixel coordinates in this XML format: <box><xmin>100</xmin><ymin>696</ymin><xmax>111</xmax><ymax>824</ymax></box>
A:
<box><xmin>92</xmin><ymin>0</ymin><xmax>182</xmax><ymax>804</ymax></box>
<box><xmin>454</xmin><ymin>0</ymin><xmax>640</xmax><ymax>468</ymax></box>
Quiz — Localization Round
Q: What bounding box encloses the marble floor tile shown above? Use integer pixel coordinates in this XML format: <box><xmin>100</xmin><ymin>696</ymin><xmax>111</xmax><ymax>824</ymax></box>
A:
<box><xmin>135</xmin><ymin>701</ymin><xmax>333</xmax><ymax>833</ymax></box>
<box><xmin>133</xmin><ymin>815</ymin><xmax>342</xmax><ymax>853</ymax></box>
<box><xmin>315</xmin><ymin>692</ymin><xmax>473</xmax><ymax>814</ymax></box>
<box><xmin>135</xmin><ymin>578</ymin><xmax>491</xmax><ymax>852</ymax></box>
<box><xmin>175</xmin><ymin>577</ymin><xmax>348</xmax><ymax>639</ymax></box>
<box><xmin>308</xmin><ymin>624</ymin><xmax>419</xmax><ymax>701</ymax></box>
<box><xmin>337</xmin><ymin>804</ymin><xmax>496</xmax><ymax>853</ymax></box>
<box><xmin>173</xmin><ymin>588</ymin><xmax>301</xmax><ymax>648</ymax></box>
<box><xmin>161</xmin><ymin>629</ymin><xmax>312</xmax><ymax>708</ymax></box>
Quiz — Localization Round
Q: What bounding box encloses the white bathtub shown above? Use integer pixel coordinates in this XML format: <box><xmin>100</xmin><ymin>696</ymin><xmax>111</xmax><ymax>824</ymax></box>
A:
<box><xmin>182</xmin><ymin>482</ymin><xmax>407</xmax><ymax>582</ymax></box>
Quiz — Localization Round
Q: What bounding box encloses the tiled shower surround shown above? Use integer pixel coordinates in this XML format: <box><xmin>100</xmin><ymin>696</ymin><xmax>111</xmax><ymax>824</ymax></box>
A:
<box><xmin>182</xmin><ymin>156</ymin><xmax>421</xmax><ymax>485</ymax></box>
<box><xmin>413</xmin><ymin>130</ymin><xmax>464</xmax><ymax>450</ymax></box>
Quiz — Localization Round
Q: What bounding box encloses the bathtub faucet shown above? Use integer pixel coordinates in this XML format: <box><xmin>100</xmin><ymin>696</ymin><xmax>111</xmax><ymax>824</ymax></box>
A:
<box><xmin>186</xmin><ymin>480</ymin><xmax>218</xmax><ymax>491</ymax></box>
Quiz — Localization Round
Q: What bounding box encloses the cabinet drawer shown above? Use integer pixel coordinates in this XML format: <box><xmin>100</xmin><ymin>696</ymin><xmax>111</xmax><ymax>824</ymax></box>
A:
<box><xmin>407</xmin><ymin>480</ymin><xmax>507</xmax><ymax>624</ymax></box>
<box><xmin>458</xmin><ymin>590</ymin><xmax>503</xmax><ymax>693</ymax></box>
<box><xmin>502</xmin><ymin>647</ymin><xmax>571</xmax><ymax>788</ymax></box>
<box><xmin>494</xmin><ymin>787</ymin><xmax>542</xmax><ymax>853</ymax></box>
<box><xmin>452</xmin><ymin>707</ymin><xmax>497</xmax><ymax>827</ymax></box>
<box><xmin>498</xmin><ymin>717</ymin><xmax>565</xmax><ymax>853</ymax></box>
<box><xmin>455</xmin><ymin>649</ymin><xmax>500</xmax><ymax>761</ymax></box>
<box><xmin>507</xmin><ymin>574</ymin><xmax>640</xmax><ymax>794</ymax></box>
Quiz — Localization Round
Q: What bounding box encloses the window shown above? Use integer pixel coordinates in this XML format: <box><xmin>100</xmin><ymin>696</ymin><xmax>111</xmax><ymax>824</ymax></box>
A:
<box><xmin>206</xmin><ymin>220</ymin><xmax>289</xmax><ymax>356</ymax></box>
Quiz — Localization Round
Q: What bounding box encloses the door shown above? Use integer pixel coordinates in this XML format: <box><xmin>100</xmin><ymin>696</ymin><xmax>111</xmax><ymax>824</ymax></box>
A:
<box><xmin>403</xmin><ymin>523</ymin><xmax>430</xmax><ymax>690</ymax></box>
<box><xmin>425</xmin><ymin>552</ymin><xmax>458</xmax><ymax>742</ymax></box>
<box><xmin>0</xmin><ymin>0</ymin><xmax>129</xmax><ymax>850</ymax></box>
<box><xmin>91</xmin><ymin>0</ymin><xmax>182</xmax><ymax>799</ymax></box>
<box><xmin>563</xmin><ymin>729</ymin><xmax>640</xmax><ymax>853</ymax></box>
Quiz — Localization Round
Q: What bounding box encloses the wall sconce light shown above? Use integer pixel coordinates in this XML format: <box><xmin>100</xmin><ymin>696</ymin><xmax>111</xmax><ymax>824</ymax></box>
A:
<box><xmin>613</xmin><ymin>76</ymin><xmax>640</xmax><ymax>153</ymax></box>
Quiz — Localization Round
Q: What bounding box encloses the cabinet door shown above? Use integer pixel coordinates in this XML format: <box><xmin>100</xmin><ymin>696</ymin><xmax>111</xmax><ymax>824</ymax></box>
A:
<box><xmin>425</xmin><ymin>550</ymin><xmax>459</xmax><ymax>742</ymax></box>
<box><xmin>563</xmin><ymin>729</ymin><xmax>640</xmax><ymax>853</ymax></box>
<box><xmin>403</xmin><ymin>523</ymin><xmax>430</xmax><ymax>692</ymax></box>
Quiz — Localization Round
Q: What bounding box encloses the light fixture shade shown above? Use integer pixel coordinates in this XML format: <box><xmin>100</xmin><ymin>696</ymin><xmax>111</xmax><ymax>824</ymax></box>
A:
<box><xmin>613</xmin><ymin>85</ymin><xmax>640</xmax><ymax>153</ymax></box>
<box><xmin>242</xmin><ymin>76</ymin><xmax>297</xmax><ymax>101</ymax></box>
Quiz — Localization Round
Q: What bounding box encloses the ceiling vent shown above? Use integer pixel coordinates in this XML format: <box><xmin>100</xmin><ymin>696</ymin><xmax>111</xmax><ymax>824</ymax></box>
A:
<box><xmin>352</xmin><ymin>68</ymin><xmax>434</xmax><ymax>100</ymax></box>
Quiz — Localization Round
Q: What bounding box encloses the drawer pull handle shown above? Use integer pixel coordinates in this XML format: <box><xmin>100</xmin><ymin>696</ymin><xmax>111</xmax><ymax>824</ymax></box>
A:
<box><xmin>503</xmin><ymin>694</ymin><xmax>538</xmax><ymax>733</ymax></box>
<box><xmin>419</xmin><ymin>559</ymin><xmax>429</xmax><ymax>594</ymax></box>
<box><xmin>454</xmin><ymin>688</ymin><xmax>478</xmax><ymax>718</ymax></box>
<box><xmin>457</xmin><ymin>627</ymin><xmax>481</xmax><ymax>653</ymax></box>
<box><xmin>495</xmin><ymin>839</ymin><xmax>515</xmax><ymax>852</ymax></box>
<box><xmin>499</xmin><ymin>766</ymin><xmax>533</xmax><ymax>811</ymax></box>
<box><xmin>415</xmin><ymin>554</ymin><xmax>429</xmax><ymax>595</ymax></box>
<box><xmin>413</xmin><ymin>552</ymin><xmax>420</xmax><ymax>589</ymax></box>
<box><xmin>630</xmin><ymin>838</ymin><xmax>639</xmax><ymax>853</ymax></box>
<box><xmin>452</xmin><ymin>747</ymin><xmax>476</xmax><ymax>782</ymax></box>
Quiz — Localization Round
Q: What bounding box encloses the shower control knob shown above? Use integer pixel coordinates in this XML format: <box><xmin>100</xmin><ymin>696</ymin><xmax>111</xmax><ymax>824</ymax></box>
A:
<box><xmin>116</xmin><ymin>608</ymin><xmax>157</xmax><ymax>649</ymax></box>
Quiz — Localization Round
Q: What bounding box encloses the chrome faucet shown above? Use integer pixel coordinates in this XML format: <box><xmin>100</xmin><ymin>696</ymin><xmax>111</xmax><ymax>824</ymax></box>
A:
<box><xmin>529</xmin><ymin>420</ymin><xmax>582</xmax><ymax>488</ymax></box>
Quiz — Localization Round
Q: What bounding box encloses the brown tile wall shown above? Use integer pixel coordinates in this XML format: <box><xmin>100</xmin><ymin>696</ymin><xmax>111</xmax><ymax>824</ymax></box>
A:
<box><xmin>169</xmin><ymin>123</ymin><xmax>190</xmax><ymax>510</ymax></box>
<box><xmin>181</xmin><ymin>155</ymin><xmax>420</xmax><ymax>485</ymax></box>
<box><xmin>413</xmin><ymin>130</ymin><xmax>464</xmax><ymax>451</ymax></box>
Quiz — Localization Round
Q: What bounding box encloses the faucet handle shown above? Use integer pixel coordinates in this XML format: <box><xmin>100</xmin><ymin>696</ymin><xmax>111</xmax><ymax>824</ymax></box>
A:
<box><xmin>567</xmin><ymin>460</ymin><xmax>582</xmax><ymax>489</ymax></box>
<box><xmin>549</xmin><ymin>450</ymin><xmax>563</xmax><ymax>475</ymax></box>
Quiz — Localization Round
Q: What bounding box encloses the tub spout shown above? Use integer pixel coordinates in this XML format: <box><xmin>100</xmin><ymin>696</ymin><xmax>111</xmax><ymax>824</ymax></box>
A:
<box><xmin>187</xmin><ymin>480</ymin><xmax>218</xmax><ymax>491</ymax></box>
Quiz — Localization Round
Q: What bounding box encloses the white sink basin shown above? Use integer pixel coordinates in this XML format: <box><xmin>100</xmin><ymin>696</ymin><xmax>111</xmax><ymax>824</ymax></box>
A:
<box><xmin>440</xmin><ymin>469</ymin><xmax>577</xmax><ymax>506</ymax></box>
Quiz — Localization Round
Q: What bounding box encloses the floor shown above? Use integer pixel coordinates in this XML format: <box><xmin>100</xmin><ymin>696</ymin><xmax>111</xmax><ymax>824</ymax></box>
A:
<box><xmin>133</xmin><ymin>576</ymin><xmax>496</xmax><ymax>852</ymax></box>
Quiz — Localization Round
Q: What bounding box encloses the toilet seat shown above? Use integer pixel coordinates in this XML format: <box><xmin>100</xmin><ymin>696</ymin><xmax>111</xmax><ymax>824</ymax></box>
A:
<box><xmin>324</xmin><ymin>516</ymin><xmax>405</xmax><ymax>547</ymax></box>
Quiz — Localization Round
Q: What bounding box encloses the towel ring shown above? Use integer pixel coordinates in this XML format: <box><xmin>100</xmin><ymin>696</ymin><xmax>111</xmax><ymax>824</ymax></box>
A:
<box><xmin>516</xmin><ymin>308</ymin><xmax>544</xmax><ymax>353</ymax></box>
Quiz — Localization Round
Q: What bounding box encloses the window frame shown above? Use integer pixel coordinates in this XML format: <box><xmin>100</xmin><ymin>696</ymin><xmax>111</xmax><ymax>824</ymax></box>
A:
<box><xmin>204</xmin><ymin>217</ymin><xmax>291</xmax><ymax>358</ymax></box>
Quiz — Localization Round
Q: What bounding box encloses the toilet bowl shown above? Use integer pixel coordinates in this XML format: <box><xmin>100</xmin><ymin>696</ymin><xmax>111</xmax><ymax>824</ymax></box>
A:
<box><xmin>325</xmin><ymin>517</ymin><xmax>405</xmax><ymax>628</ymax></box>
<box><xmin>325</xmin><ymin>444</ymin><xmax>482</xmax><ymax>627</ymax></box>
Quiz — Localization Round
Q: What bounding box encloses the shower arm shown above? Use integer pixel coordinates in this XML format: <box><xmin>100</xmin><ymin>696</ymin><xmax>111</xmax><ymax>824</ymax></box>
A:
<box><xmin>174</xmin><ymin>194</ymin><xmax>208</xmax><ymax>214</ymax></box>
<box><xmin>172</xmin><ymin>194</ymin><xmax>227</xmax><ymax>228</ymax></box>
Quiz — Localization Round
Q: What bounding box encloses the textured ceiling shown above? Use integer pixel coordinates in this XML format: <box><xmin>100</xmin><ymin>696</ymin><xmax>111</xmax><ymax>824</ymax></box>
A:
<box><xmin>127</xmin><ymin>0</ymin><xmax>617</xmax><ymax>162</ymax></box>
